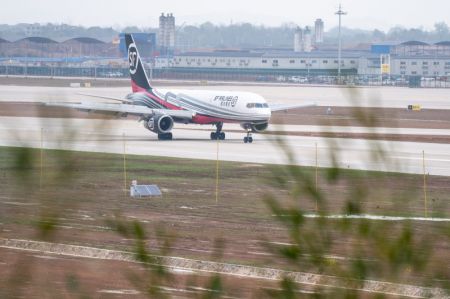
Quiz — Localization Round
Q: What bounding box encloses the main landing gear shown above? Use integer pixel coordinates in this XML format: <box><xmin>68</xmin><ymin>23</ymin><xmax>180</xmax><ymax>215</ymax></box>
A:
<box><xmin>243</xmin><ymin>130</ymin><xmax>253</xmax><ymax>143</ymax></box>
<box><xmin>210</xmin><ymin>122</ymin><xmax>225</xmax><ymax>140</ymax></box>
<box><xmin>158</xmin><ymin>132</ymin><xmax>173</xmax><ymax>140</ymax></box>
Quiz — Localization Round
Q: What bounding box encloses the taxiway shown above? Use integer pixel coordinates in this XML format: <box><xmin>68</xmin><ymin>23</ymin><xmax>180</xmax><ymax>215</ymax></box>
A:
<box><xmin>1</xmin><ymin>116</ymin><xmax>449</xmax><ymax>176</ymax></box>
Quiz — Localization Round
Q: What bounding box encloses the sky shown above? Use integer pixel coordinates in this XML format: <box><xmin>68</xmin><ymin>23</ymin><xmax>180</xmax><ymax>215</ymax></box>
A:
<box><xmin>1</xmin><ymin>0</ymin><xmax>449</xmax><ymax>31</ymax></box>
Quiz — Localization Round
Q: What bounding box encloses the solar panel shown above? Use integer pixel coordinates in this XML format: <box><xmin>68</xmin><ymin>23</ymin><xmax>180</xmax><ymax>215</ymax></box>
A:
<box><xmin>130</xmin><ymin>184</ymin><xmax>162</xmax><ymax>197</ymax></box>
<box><xmin>145</xmin><ymin>185</ymin><xmax>162</xmax><ymax>196</ymax></box>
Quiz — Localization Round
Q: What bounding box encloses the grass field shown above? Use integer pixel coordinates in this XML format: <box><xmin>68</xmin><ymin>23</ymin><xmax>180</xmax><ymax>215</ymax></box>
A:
<box><xmin>0</xmin><ymin>146</ymin><xmax>449</xmax><ymax>298</ymax></box>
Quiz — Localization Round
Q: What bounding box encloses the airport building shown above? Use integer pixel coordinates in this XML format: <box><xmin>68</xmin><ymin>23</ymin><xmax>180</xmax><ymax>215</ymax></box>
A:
<box><xmin>0</xmin><ymin>30</ymin><xmax>449</xmax><ymax>85</ymax></box>
<box><xmin>155</xmin><ymin>50</ymin><xmax>361</xmax><ymax>76</ymax></box>
<box><xmin>154</xmin><ymin>43</ymin><xmax>450</xmax><ymax>78</ymax></box>
<box><xmin>118</xmin><ymin>33</ymin><xmax>156</xmax><ymax>58</ymax></box>
<box><xmin>367</xmin><ymin>41</ymin><xmax>450</xmax><ymax>77</ymax></box>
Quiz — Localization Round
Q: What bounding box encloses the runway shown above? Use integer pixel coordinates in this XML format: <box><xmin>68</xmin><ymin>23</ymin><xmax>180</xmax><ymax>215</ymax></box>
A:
<box><xmin>1</xmin><ymin>116</ymin><xmax>450</xmax><ymax>176</ymax></box>
<box><xmin>0</xmin><ymin>84</ymin><xmax>450</xmax><ymax>109</ymax></box>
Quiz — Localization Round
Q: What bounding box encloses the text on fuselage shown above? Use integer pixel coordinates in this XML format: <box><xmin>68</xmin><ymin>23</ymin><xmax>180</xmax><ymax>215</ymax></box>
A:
<box><xmin>214</xmin><ymin>96</ymin><xmax>238</xmax><ymax>107</ymax></box>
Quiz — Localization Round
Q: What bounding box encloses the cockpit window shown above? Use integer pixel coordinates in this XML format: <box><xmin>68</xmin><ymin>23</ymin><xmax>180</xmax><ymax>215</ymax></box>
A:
<box><xmin>247</xmin><ymin>103</ymin><xmax>269</xmax><ymax>108</ymax></box>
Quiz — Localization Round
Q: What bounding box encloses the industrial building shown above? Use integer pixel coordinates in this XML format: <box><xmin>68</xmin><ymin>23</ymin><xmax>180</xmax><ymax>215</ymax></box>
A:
<box><xmin>158</xmin><ymin>13</ymin><xmax>176</xmax><ymax>50</ymax></box>
<box><xmin>294</xmin><ymin>26</ymin><xmax>313</xmax><ymax>53</ymax></box>
<box><xmin>314</xmin><ymin>19</ymin><xmax>324</xmax><ymax>44</ymax></box>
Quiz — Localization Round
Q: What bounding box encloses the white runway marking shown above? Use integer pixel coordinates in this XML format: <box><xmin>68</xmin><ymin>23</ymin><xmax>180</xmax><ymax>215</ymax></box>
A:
<box><xmin>98</xmin><ymin>289</ymin><xmax>140</xmax><ymax>295</ymax></box>
<box><xmin>303</xmin><ymin>214</ymin><xmax>450</xmax><ymax>222</ymax></box>
<box><xmin>0</xmin><ymin>238</ymin><xmax>446</xmax><ymax>298</ymax></box>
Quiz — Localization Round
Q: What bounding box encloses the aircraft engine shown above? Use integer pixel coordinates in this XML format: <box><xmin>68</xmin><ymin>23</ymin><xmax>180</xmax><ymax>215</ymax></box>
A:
<box><xmin>240</xmin><ymin>122</ymin><xmax>269</xmax><ymax>133</ymax></box>
<box><xmin>144</xmin><ymin>114</ymin><xmax>174</xmax><ymax>134</ymax></box>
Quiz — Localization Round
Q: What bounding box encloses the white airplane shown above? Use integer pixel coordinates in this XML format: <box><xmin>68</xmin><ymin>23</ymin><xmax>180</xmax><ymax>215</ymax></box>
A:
<box><xmin>48</xmin><ymin>34</ymin><xmax>314</xmax><ymax>143</ymax></box>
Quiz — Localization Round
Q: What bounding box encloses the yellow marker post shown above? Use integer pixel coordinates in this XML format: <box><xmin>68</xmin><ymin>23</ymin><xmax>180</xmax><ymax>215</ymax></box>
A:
<box><xmin>315</xmin><ymin>142</ymin><xmax>318</xmax><ymax>213</ymax></box>
<box><xmin>423</xmin><ymin>150</ymin><xmax>428</xmax><ymax>217</ymax></box>
<box><xmin>123</xmin><ymin>133</ymin><xmax>127</xmax><ymax>197</ymax></box>
<box><xmin>40</xmin><ymin>128</ymin><xmax>44</xmax><ymax>191</ymax></box>
<box><xmin>215</xmin><ymin>138</ymin><xmax>220</xmax><ymax>205</ymax></box>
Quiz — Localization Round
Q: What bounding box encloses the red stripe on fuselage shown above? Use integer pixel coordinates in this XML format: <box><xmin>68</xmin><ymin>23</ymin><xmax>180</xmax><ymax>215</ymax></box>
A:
<box><xmin>132</xmin><ymin>80</ymin><xmax>240</xmax><ymax>125</ymax></box>
<box><xmin>145</xmin><ymin>91</ymin><xmax>181</xmax><ymax>110</ymax></box>
<box><xmin>192</xmin><ymin>114</ymin><xmax>236</xmax><ymax>124</ymax></box>
<box><xmin>131</xmin><ymin>80</ymin><xmax>180</xmax><ymax>110</ymax></box>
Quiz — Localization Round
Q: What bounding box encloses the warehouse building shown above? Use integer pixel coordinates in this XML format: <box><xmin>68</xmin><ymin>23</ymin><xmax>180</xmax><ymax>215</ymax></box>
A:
<box><xmin>154</xmin><ymin>41</ymin><xmax>450</xmax><ymax>79</ymax></box>
<box><xmin>0</xmin><ymin>36</ymin><xmax>119</xmax><ymax>59</ymax></box>
<box><xmin>367</xmin><ymin>41</ymin><xmax>450</xmax><ymax>77</ymax></box>
<box><xmin>155</xmin><ymin>50</ymin><xmax>362</xmax><ymax>76</ymax></box>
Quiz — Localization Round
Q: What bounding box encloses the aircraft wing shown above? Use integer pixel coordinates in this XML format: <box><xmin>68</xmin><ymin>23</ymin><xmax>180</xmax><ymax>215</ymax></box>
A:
<box><xmin>45</xmin><ymin>102</ymin><xmax>195</xmax><ymax>119</ymax></box>
<box><xmin>269</xmin><ymin>102</ymin><xmax>316</xmax><ymax>112</ymax></box>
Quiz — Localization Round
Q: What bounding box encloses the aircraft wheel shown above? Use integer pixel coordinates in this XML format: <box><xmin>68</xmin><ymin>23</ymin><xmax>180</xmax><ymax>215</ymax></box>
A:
<box><xmin>248</xmin><ymin>137</ymin><xmax>253</xmax><ymax>143</ymax></box>
<box><xmin>210</xmin><ymin>132</ymin><xmax>216</xmax><ymax>140</ymax></box>
<box><xmin>244</xmin><ymin>137</ymin><xmax>248</xmax><ymax>143</ymax></box>
<box><xmin>219</xmin><ymin>132</ymin><xmax>225</xmax><ymax>140</ymax></box>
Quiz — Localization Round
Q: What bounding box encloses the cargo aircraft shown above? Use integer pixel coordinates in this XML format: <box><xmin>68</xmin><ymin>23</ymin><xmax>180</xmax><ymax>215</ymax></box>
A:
<box><xmin>48</xmin><ymin>34</ymin><xmax>314</xmax><ymax>143</ymax></box>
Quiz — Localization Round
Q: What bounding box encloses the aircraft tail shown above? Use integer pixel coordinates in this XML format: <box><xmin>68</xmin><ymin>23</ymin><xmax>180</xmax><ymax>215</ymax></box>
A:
<box><xmin>124</xmin><ymin>34</ymin><xmax>152</xmax><ymax>92</ymax></box>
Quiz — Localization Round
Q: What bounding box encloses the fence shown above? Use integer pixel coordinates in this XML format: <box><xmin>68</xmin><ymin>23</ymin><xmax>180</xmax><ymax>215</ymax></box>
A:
<box><xmin>0</xmin><ymin>64</ymin><xmax>449</xmax><ymax>87</ymax></box>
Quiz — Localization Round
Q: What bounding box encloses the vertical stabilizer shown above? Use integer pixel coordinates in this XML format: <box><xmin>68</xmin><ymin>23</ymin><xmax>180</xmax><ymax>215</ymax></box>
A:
<box><xmin>124</xmin><ymin>34</ymin><xmax>152</xmax><ymax>92</ymax></box>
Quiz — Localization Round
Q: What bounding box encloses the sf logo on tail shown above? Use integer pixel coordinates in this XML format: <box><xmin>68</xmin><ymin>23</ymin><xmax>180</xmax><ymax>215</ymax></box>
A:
<box><xmin>128</xmin><ymin>43</ymin><xmax>138</xmax><ymax>75</ymax></box>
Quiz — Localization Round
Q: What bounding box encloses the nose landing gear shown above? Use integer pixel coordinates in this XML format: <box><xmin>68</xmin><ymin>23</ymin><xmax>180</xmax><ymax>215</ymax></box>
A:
<box><xmin>210</xmin><ymin>122</ymin><xmax>225</xmax><ymax>140</ymax></box>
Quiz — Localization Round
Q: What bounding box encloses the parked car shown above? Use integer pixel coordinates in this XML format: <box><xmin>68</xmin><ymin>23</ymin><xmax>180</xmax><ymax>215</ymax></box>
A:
<box><xmin>289</xmin><ymin>76</ymin><xmax>308</xmax><ymax>83</ymax></box>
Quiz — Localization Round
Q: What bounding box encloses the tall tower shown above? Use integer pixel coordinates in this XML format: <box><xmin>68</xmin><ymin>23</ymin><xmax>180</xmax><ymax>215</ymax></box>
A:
<box><xmin>167</xmin><ymin>13</ymin><xmax>176</xmax><ymax>49</ymax></box>
<box><xmin>335</xmin><ymin>4</ymin><xmax>347</xmax><ymax>79</ymax></box>
<box><xmin>158</xmin><ymin>13</ymin><xmax>176</xmax><ymax>50</ymax></box>
<box><xmin>158</xmin><ymin>13</ymin><xmax>166</xmax><ymax>48</ymax></box>
<box><xmin>294</xmin><ymin>27</ymin><xmax>304</xmax><ymax>52</ymax></box>
<box><xmin>303</xmin><ymin>26</ymin><xmax>312</xmax><ymax>52</ymax></box>
<box><xmin>314</xmin><ymin>19</ymin><xmax>324</xmax><ymax>44</ymax></box>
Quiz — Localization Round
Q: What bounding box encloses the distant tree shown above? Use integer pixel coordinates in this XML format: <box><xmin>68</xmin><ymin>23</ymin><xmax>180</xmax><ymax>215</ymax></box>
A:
<box><xmin>372</xmin><ymin>29</ymin><xmax>386</xmax><ymax>42</ymax></box>
<box><xmin>434</xmin><ymin>22</ymin><xmax>449</xmax><ymax>40</ymax></box>
<box><xmin>122</xmin><ymin>26</ymin><xmax>143</xmax><ymax>33</ymax></box>
<box><xmin>1</xmin><ymin>22</ymin><xmax>449</xmax><ymax>48</ymax></box>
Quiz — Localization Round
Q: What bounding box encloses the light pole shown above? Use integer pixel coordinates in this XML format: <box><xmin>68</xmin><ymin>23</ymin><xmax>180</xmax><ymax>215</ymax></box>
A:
<box><xmin>335</xmin><ymin>4</ymin><xmax>347</xmax><ymax>82</ymax></box>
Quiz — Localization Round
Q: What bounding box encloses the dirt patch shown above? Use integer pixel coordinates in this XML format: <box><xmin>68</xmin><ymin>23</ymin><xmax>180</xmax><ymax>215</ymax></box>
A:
<box><xmin>266</xmin><ymin>131</ymin><xmax>450</xmax><ymax>144</ymax></box>
<box><xmin>272</xmin><ymin>106</ymin><xmax>450</xmax><ymax>129</ymax></box>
